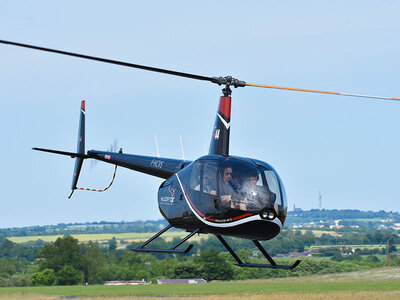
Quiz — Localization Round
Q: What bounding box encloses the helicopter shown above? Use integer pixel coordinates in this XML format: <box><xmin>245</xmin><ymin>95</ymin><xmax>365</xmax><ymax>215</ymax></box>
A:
<box><xmin>1</xmin><ymin>40</ymin><xmax>399</xmax><ymax>270</ymax></box>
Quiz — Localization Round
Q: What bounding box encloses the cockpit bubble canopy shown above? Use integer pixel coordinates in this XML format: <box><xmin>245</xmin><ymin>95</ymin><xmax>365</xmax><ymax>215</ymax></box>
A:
<box><xmin>178</xmin><ymin>156</ymin><xmax>287</xmax><ymax>223</ymax></box>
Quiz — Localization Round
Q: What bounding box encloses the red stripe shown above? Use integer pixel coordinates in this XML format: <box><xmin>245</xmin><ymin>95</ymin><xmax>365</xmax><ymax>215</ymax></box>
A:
<box><xmin>180</xmin><ymin>183</ymin><xmax>215</xmax><ymax>222</ymax></box>
<box><xmin>232</xmin><ymin>213</ymin><xmax>253</xmax><ymax>221</ymax></box>
<box><xmin>81</xmin><ymin>100</ymin><xmax>85</xmax><ymax>110</ymax></box>
<box><xmin>218</xmin><ymin>96</ymin><xmax>231</xmax><ymax>119</ymax></box>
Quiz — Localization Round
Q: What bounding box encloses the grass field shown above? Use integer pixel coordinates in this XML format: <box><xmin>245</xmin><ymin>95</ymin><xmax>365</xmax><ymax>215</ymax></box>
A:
<box><xmin>1</xmin><ymin>292</ymin><xmax>400</xmax><ymax>300</ymax></box>
<box><xmin>297</xmin><ymin>230</ymin><xmax>342</xmax><ymax>237</ymax></box>
<box><xmin>8</xmin><ymin>230</ymin><xmax>343</xmax><ymax>245</ymax></box>
<box><xmin>0</xmin><ymin>268</ymin><xmax>399</xmax><ymax>299</ymax></box>
<box><xmin>8</xmin><ymin>231</ymin><xmax>206</xmax><ymax>245</ymax></box>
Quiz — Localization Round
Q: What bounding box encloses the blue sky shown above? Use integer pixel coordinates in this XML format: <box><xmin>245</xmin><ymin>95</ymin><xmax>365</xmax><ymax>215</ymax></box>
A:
<box><xmin>1</xmin><ymin>1</ymin><xmax>399</xmax><ymax>228</ymax></box>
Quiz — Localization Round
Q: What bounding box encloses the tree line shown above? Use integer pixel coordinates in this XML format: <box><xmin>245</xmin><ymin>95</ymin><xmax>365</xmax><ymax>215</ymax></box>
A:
<box><xmin>0</xmin><ymin>229</ymin><xmax>398</xmax><ymax>287</ymax></box>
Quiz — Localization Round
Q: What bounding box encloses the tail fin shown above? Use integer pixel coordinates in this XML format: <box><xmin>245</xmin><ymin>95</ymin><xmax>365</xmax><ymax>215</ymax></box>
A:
<box><xmin>69</xmin><ymin>100</ymin><xmax>86</xmax><ymax>198</ymax></box>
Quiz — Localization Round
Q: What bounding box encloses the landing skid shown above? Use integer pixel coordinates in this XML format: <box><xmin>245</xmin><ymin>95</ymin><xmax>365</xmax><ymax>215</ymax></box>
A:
<box><xmin>216</xmin><ymin>235</ymin><xmax>301</xmax><ymax>269</ymax></box>
<box><xmin>130</xmin><ymin>224</ymin><xmax>199</xmax><ymax>254</ymax></box>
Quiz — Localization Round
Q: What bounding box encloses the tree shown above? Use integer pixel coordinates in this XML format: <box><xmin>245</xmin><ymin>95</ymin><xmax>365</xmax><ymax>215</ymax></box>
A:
<box><xmin>56</xmin><ymin>265</ymin><xmax>84</xmax><ymax>285</ymax></box>
<box><xmin>81</xmin><ymin>242</ymin><xmax>105</xmax><ymax>284</ymax></box>
<box><xmin>36</xmin><ymin>236</ymin><xmax>84</xmax><ymax>285</ymax></box>
<box><xmin>0</xmin><ymin>258</ymin><xmax>27</xmax><ymax>277</ymax></box>
<box><xmin>197</xmin><ymin>248</ymin><xmax>233</xmax><ymax>281</ymax></box>
<box><xmin>37</xmin><ymin>236</ymin><xmax>83</xmax><ymax>273</ymax></box>
<box><xmin>108</xmin><ymin>237</ymin><xmax>117</xmax><ymax>251</ymax></box>
<box><xmin>173</xmin><ymin>261</ymin><xmax>202</xmax><ymax>278</ymax></box>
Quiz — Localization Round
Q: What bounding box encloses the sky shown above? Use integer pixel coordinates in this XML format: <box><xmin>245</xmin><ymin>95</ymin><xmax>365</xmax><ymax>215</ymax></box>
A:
<box><xmin>0</xmin><ymin>1</ymin><xmax>399</xmax><ymax>228</ymax></box>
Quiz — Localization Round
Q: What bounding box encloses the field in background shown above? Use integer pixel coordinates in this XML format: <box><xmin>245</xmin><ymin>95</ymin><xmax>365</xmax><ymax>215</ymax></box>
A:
<box><xmin>297</xmin><ymin>230</ymin><xmax>342</xmax><ymax>237</ymax></box>
<box><xmin>0</xmin><ymin>268</ymin><xmax>399</xmax><ymax>299</ymax></box>
<box><xmin>8</xmin><ymin>229</ymin><xmax>344</xmax><ymax>245</ymax></box>
<box><xmin>8</xmin><ymin>231</ymin><xmax>206</xmax><ymax>245</ymax></box>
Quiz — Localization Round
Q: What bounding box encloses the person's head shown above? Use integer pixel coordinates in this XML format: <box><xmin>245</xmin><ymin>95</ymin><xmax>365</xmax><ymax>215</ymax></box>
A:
<box><xmin>249</xmin><ymin>173</ymin><xmax>259</xmax><ymax>186</ymax></box>
<box><xmin>223</xmin><ymin>167</ymin><xmax>233</xmax><ymax>183</ymax></box>
<box><xmin>203</xmin><ymin>173</ymin><xmax>211</xmax><ymax>184</ymax></box>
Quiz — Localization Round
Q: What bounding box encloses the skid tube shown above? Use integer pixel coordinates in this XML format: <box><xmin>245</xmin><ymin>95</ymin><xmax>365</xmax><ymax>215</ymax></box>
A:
<box><xmin>216</xmin><ymin>235</ymin><xmax>301</xmax><ymax>269</ymax></box>
<box><xmin>130</xmin><ymin>224</ymin><xmax>199</xmax><ymax>254</ymax></box>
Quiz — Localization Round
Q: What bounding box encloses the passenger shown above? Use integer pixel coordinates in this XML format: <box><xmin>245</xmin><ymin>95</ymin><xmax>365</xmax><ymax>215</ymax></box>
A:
<box><xmin>241</xmin><ymin>172</ymin><xmax>278</xmax><ymax>213</ymax></box>
<box><xmin>231</xmin><ymin>173</ymin><xmax>241</xmax><ymax>192</ymax></box>
<box><xmin>203</xmin><ymin>172</ymin><xmax>216</xmax><ymax>195</ymax></box>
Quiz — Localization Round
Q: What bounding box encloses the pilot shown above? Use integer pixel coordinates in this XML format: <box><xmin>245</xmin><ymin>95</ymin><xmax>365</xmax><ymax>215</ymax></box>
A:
<box><xmin>219</xmin><ymin>166</ymin><xmax>238</xmax><ymax>209</ymax></box>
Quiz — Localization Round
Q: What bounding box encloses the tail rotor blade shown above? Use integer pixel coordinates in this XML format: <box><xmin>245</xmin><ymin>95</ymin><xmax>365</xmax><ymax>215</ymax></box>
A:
<box><xmin>70</xmin><ymin>100</ymin><xmax>86</xmax><ymax>195</ymax></box>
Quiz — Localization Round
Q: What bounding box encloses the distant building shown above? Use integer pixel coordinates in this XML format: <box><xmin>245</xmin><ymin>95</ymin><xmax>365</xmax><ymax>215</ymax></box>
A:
<box><xmin>293</xmin><ymin>204</ymin><xmax>303</xmax><ymax>212</ymax></box>
<box><xmin>157</xmin><ymin>278</ymin><xmax>207</xmax><ymax>284</ymax></box>
<box><xmin>104</xmin><ymin>280</ymin><xmax>148</xmax><ymax>285</ymax></box>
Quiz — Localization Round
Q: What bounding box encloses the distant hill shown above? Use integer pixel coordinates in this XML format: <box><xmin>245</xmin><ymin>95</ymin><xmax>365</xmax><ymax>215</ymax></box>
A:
<box><xmin>1</xmin><ymin>209</ymin><xmax>399</xmax><ymax>237</ymax></box>
<box><xmin>286</xmin><ymin>209</ymin><xmax>400</xmax><ymax>228</ymax></box>
<box><xmin>0</xmin><ymin>220</ymin><xmax>169</xmax><ymax>237</ymax></box>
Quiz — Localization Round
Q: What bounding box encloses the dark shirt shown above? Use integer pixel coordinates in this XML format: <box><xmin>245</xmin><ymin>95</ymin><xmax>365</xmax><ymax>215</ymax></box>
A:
<box><xmin>219</xmin><ymin>179</ymin><xmax>236</xmax><ymax>196</ymax></box>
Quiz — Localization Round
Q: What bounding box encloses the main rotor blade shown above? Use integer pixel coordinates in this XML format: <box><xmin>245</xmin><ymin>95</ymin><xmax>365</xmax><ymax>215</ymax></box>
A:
<box><xmin>0</xmin><ymin>40</ymin><xmax>214</xmax><ymax>83</ymax></box>
<box><xmin>246</xmin><ymin>82</ymin><xmax>400</xmax><ymax>101</ymax></box>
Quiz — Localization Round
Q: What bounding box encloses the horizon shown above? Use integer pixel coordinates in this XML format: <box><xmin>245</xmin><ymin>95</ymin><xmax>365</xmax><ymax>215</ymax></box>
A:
<box><xmin>1</xmin><ymin>208</ymin><xmax>398</xmax><ymax>230</ymax></box>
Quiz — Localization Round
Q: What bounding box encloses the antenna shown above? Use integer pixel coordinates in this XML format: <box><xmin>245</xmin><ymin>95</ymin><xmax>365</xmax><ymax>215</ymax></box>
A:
<box><xmin>318</xmin><ymin>191</ymin><xmax>322</xmax><ymax>211</ymax></box>
<box><xmin>154</xmin><ymin>133</ymin><xmax>160</xmax><ymax>158</ymax></box>
<box><xmin>180</xmin><ymin>135</ymin><xmax>186</xmax><ymax>161</ymax></box>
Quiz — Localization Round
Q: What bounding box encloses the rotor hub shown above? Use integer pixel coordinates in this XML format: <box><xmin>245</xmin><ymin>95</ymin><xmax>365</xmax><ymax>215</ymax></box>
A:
<box><xmin>211</xmin><ymin>76</ymin><xmax>246</xmax><ymax>97</ymax></box>
<box><xmin>211</xmin><ymin>76</ymin><xmax>246</xmax><ymax>88</ymax></box>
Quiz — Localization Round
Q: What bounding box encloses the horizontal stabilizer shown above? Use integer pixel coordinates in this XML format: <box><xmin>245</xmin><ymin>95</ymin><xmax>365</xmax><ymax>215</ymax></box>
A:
<box><xmin>32</xmin><ymin>147</ymin><xmax>88</xmax><ymax>158</ymax></box>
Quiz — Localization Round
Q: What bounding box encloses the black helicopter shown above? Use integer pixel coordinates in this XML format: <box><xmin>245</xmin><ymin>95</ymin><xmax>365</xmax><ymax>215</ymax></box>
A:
<box><xmin>1</xmin><ymin>40</ymin><xmax>398</xmax><ymax>270</ymax></box>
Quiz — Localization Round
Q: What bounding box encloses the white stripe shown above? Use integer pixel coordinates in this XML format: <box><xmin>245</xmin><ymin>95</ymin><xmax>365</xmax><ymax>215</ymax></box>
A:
<box><xmin>81</xmin><ymin>109</ymin><xmax>86</xmax><ymax>115</ymax></box>
<box><xmin>339</xmin><ymin>92</ymin><xmax>395</xmax><ymax>101</ymax></box>
<box><xmin>217</xmin><ymin>113</ymin><xmax>230</xmax><ymax>129</ymax></box>
<box><xmin>175</xmin><ymin>174</ymin><xmax>282</xmax><ymax>229</ymax></box>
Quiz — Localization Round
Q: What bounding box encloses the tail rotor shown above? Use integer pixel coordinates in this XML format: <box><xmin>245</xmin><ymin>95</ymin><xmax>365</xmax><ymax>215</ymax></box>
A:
<box><xmin>69</xmin><ymin>100</ymin><xmax>86</xmax><ymax>198</ymax></box>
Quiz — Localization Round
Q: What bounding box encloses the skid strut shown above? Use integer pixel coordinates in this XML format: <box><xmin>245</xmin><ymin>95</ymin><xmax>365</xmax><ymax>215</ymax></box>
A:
<box><xmin>130</xmin><ymin>224</ymin><xmax>199</xmax><ymax>254</ymax></box>
<box><xmin>216</xmin><ymin>235</ymin><xmax>301</xmax><ymax>269</ymax></box>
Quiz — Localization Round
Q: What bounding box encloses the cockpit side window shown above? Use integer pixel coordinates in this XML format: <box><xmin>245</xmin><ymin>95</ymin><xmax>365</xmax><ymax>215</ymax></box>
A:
<box><xmin>263</xmin><ymin>170</ymin><xmax>281</xmax><ymax>204</ymax></box>
<box><xmin>202</xmin><ymin>162</ymin><xmax>218</xmax><ymax>195</ymax></box>
<box><xmin>262</xmin><ymin>168</ymin><xmax>288</xmax><ymax>215</ymax></box>
<box><xmin>189</xmin><ymin>162</ymin><xmax>202</xmax><ymax>191</ymax></box>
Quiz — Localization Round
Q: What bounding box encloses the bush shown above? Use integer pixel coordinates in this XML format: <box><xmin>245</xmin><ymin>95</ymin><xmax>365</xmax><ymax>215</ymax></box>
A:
<box><xmin>32</xmin><ymin>268</ymin><xmax>55</xmax><ymax>286</ymax></box>
<box><xmin>56</xmin><ymin>265</ymin><xmax>84</xmax><ymax>285</ymax></box>
<box><xmin>0</xmin><ymin>274</ymin><xmax>31</xmax><ymax>287</ymax></box>
<box><xmin>173</xmin><ymin>261</ymin><xmax>202</xmax><ymax>278</ymax></box>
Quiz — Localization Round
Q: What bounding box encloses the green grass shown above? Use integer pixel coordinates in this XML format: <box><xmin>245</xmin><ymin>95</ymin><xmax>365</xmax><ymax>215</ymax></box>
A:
<box><xmin>1</xmin><ymin>269</ymin><xmax>399</xmax><ymax>297</ymax></box>
<box><xmin>0</xmin><ymin>280</ymin><xmax>398</xmax><ymax>296</ymax></box>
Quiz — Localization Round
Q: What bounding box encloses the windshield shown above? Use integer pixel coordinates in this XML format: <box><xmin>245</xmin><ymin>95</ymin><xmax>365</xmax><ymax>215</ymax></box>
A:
<box><xmin>178</xmin><ymin>157</ymin><xmax>282</xmax><ymax>222</ymax></box>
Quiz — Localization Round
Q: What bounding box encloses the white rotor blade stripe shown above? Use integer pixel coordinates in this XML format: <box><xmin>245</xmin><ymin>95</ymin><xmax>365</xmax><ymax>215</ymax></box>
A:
<box><xmin>246</xmin><ymin>83</ymin><xmax>400</xmax><ymax>101</ymax></box>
